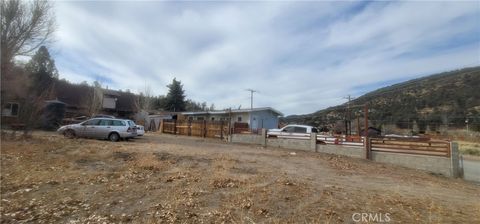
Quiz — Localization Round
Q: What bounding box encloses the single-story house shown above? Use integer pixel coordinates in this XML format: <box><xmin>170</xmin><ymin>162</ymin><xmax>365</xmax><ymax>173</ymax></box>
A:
<box><xmin>182</xmin><ymin>107</ymin><xmax>283</xmax><ymax>132</ymax></box>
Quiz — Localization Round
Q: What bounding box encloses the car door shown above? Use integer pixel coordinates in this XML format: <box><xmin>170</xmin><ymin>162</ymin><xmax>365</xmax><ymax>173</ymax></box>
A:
<box><xmin>96</xmin><ymin>119</ymin><xmax>113</xmax><ymax>139</ymax></box>
<box><xmin>83</xmin><ymin>119</ymin><xmax>100</xmax><ymax>138</ymax></box>
<box><xmin>280</xmin><ymin>126</ymin><xmax>295</xmax><ymax>138</ymax></box>
<box><xmin>292</xmin><ymin>126</ymin><xmax>308</xmax><ymax>139</ymax></box>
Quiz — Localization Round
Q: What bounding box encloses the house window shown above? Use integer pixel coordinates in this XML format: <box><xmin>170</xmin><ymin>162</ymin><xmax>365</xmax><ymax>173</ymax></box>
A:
<box><xmin>197</xmin><ymin>117</ymin><xmax>204</xmax><ymax>121</ymax></box>
<box><xmin>102</xmin><ymin>96</ymin><xmax>117</xmax><ymax>109</ymax></box>
<box><xmin>237</xmin><ymin>116</ymin><xmax>242</xmax><ymax>122</ymax></box>
<box><xmin>211</xmin><ymin>117</ymin><xmax>215</xmax><ymax>121</ymax></box>
<box><xmin>2</xmin><ymin>103</ymin><xmax>19</xmax><ymax>117</ymax></box>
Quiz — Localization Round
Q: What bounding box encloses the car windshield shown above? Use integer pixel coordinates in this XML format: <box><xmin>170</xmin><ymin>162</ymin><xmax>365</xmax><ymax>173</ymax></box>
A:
<box><xmin>127</xmin><ymin>120</ymin><xmax>136</xmax><ymax>127</ymax></box>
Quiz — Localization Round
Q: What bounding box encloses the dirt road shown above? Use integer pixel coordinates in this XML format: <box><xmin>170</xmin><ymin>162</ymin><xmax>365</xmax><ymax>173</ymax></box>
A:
<box><xmin>1</xmin><ymin>133</ymin><xmax>479</xmax><ymax>223</ymax></box>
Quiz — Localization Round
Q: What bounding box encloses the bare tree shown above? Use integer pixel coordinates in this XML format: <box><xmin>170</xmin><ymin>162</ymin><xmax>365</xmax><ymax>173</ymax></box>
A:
<box><xmin>135</xmin><ymin>84</ymin><xmax>153</xmax><ymax>112</ymax></box>
<box><xmin>82</xmin><ymin>81</ymin><xmax>103</xmax><ymax>116</ymax></box>
<box><xmin>1</xmin><ymin>0</ymin><xmax>56</xmax><ymax>72</ymax></box>
<box><xmin>21</xmin><ymin>81</ymin><xmax>56</xmax><ymax>136</ymax></box>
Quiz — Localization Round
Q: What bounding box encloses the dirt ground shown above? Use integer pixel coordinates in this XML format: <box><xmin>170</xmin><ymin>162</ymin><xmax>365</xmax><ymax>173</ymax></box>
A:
<box><xmin>1</xmin><ymin>132</ymin><xmax>479</xmax><ymax>223</ymax></box>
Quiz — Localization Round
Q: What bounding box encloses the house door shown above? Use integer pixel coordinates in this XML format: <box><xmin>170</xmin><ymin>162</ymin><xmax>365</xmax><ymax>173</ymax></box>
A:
<box><xmin>251</xmin><ymin>117</ymin><xmax>258</xmax><ymax>132</ymax></box>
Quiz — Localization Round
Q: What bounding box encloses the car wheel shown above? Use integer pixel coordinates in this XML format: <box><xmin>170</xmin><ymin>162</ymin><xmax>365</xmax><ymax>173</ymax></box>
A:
<box><xmin>64</xmin><ymin>129</ymin><xmax>76</xmax><ymax>139</ymax></box>
<box><xmin>108</xmin><ymin>133</ymin><xmax>120</xmax><ymax>142</ymax></box>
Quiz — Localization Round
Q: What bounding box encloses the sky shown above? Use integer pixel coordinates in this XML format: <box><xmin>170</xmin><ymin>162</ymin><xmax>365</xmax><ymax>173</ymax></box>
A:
<box><xmin>51</xmin><ymin>1</ymin><xmax>480</xmax><ymax>115</ymax></box>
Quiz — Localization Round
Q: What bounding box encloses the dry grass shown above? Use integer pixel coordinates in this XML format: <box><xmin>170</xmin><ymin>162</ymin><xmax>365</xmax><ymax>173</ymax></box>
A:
<box><xmin>1</xmin><ymin>133</ymin><xmax>479</xmax><ymax>223</ymax></box>
<box><xmin>458</xmin><ymin>140</ymin><xmax>480</xmax><ymax>157</ymax></box>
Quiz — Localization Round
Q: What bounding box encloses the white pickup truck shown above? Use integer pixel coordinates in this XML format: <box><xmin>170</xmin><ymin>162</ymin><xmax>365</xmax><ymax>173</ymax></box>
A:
<box><xmin>267</xmin><ymin>124</ymin><xmax>319</xmax><ymax>139</ymax></box>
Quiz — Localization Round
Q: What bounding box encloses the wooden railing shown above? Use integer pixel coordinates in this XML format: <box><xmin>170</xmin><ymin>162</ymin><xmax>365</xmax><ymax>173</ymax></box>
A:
<box><xmin>316</xmin><ymin>135</ymin><xmax>364</xmax><ymax>147</ymax></box>
<box><xmin>369</xmin><ymin>137</ymin><xmax>451</xmax><ymax>157</ymax></box>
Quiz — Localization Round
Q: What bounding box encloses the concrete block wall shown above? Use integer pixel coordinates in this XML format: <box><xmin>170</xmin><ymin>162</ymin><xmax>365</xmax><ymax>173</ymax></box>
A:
<box><xmin>267</xmin><ymin>138</ymin><xmax>311</xmax><ymax>151</ymax></box>
<box><xmin>231</xmin><ymin>134</ymin><xmax>264</xmax><ymax>145</ymax></box>
<box><xmin>370</xmin><ymin>151</ymin><xmax>453</xmax><ymax>176</ymax></box>
<box><xmin>317</xmin><ymin>144</ymin><xmax>364</xmax><ymax>158</ymax></box>
<box><xmin>229</xmin><ymin>133</ymin><xmax>461</xmax><ymax>178</ymax></box>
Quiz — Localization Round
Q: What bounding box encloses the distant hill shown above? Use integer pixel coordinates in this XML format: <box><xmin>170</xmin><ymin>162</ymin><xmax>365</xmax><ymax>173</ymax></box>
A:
<box><xmin>283</xmin><ymin>67</ymin><xmax>480</xmax><ymax>133</ymax></box>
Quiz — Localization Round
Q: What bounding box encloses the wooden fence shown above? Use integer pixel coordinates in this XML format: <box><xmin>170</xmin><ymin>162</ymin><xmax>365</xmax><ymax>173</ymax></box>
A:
<box><xmin>162</xmin><ymin>119</ymin><xmax>229</xmax><ymax>139</ymax></box>
<box><xmin>316</xmin><ymin>135</ymin><xmax>364</xmax><ymax>147</ymax></box>
<box><xmin>271</xmin><ymin>134</ymin><xmax>450</xmax><ymax>157</ymax></box>
<box><xmin>369</xmin><ymin>137</ymin><xmax>451</xmax><ymax>157</ymax></box>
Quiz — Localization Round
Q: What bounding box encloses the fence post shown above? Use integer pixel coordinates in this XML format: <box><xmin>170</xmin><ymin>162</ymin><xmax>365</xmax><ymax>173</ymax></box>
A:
<box><xmin>261</xmin><ymin>128</ymin><xmax>267</xmax><ymax>147</ymax></box>
<box><xmin>160</xmin><ymin>120</ymin><xmax>164</xmax><ymax>133</ymax></box>
<box><xmin>310</xmin><ymin>132</ymin><xmax>317</xmax><ymax>152</ymax></box>
<box><xmin>450</xmin><ymin>142</ymin><xmax>462</xmax><ymax>178</ymax></box>
<box><xmin>203</xmin><ymin>120</ymin><xmax>207</xmax><ymax>138</ymax></box>
<box><xmin>220</xmin><ymin>120</ymin><xmax>224</xmax><ymax>140</ymax></box>
<box><xmin>364</xmin><ymin>137</ymin><xmax>370</xmax><ymax>159</ymax></box>
<box><xmin>188</xmin><ymin>120</ymin><xmax>192</xmax><ymax>136</ymax></box>
<box><xmin>228</xmin><ymin>118</ymin><xmax>232</xmax><ymax>140</ymax></box>
<box><xmin>173</xmin><ymin>120</ymin><xmax>177</xmax><ymax>135</ymax></box>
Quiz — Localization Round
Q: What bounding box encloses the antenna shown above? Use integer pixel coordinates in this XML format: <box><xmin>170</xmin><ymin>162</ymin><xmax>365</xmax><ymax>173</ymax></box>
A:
<box><xmin>245</xmin><ymin>89</ymin><xmax>259</xmax><ymax>109</ymax></box>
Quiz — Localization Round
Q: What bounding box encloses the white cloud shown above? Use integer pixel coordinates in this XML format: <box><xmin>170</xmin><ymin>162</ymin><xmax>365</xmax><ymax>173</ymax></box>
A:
<box><xmin>53</xmin><ymin>1</ymin><xmax>480</xmax><ymax>115</ymax></box>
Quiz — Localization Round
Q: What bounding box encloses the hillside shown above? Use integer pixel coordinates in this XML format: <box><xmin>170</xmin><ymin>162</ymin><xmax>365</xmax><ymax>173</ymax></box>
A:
<box><xmin>283</xmin><ymin>67</ymin><xmax>480</xmax><ymax>133</ymax></box>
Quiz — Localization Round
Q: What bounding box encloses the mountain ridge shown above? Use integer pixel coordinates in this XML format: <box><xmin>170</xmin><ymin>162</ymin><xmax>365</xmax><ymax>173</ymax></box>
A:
<box><xmin>283</xmin><ymin>66</ymin><xmax>480</xmax><ymax>133</ymax></box>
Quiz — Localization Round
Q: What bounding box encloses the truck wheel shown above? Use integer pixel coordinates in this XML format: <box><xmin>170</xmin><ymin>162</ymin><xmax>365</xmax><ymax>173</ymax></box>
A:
<box><xmin>108</xmin><ymin>133</ymin><xmax>120</xmax><ymax>142</ymax></box>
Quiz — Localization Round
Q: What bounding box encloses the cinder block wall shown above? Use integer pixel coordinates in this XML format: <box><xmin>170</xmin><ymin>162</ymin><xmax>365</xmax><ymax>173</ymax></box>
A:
<box><xmin>317</xmin><ymin>144</ymin><xmax>364</xmax><ymax>158</ymax></box>
<box><xmin>230</xmin><ymin>134</ymin><xmax>460</xmax><ymax>177</ymax></box>
<box><xmin>267</xmin><ymin>138</ymin><xmax>311</xmax><ymax>151</ymax></box>
<box><xmin>370</xmin><ymin>152</ymin><xmax>452</xmax><ymax>176</ymax></box>
<box><xmin>231</xmin><ymin>134</ymin><xmax>264</xmax><ymax>145</ymax></box>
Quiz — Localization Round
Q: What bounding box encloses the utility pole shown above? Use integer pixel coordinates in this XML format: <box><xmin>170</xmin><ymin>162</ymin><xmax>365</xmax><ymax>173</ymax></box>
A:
<box><xmin>245</xmin><ymin>89</ymin><xmax>258</xmax><ymax>110</ymax></box>
<box><xmin>343</xmin><ymin>95</ymin><xmax>355</xmax><ymax>135</ymax></box>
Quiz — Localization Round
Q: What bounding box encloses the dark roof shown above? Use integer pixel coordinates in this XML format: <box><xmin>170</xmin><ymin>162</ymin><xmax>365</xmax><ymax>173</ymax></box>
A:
<box><xmin>103</xmin><ymin>89</ymin><xmax>121</xmax><ymax>96</ymax></box>
<box><xmin>54</xmin><ymin>80</ymin><xmax>137</xmax><ymax>112</ymax></box>
<box><xmin>114</xmin><ymin>90</ymin><xmax>137</xmax><ymax>112</ymax></box>
<box><xmin>54</xmin><ymin>80</ymin><xmax>91</xmax><ymax>108</ymax></box>
<box><xmin>45</xmin><ymin>99</ymin><xmax>66</xmax><ymax>104</ymax></box>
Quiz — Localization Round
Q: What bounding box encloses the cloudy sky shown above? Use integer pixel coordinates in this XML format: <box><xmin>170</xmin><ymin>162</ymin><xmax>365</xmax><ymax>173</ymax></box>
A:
<box><xmin>52</xmin><ymin>1</ymin><xmax>480</xmax><ymax>115</ymax></box>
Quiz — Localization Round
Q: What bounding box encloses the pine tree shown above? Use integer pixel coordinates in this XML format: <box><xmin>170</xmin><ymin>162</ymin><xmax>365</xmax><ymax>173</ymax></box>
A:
<box><xmin>20</xmin><ymin>46</ymin><xmax>58</xmax><ymax>135</ymax></box>
<box><xmin>25</xmin><ymin>46</ymin><xmax>58</xmax><ymax>95</ymax></box>
<box><xmin>165</xmin><ymin>78</ymin><xmax>186</xmax><ymax>112</ymax></box>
